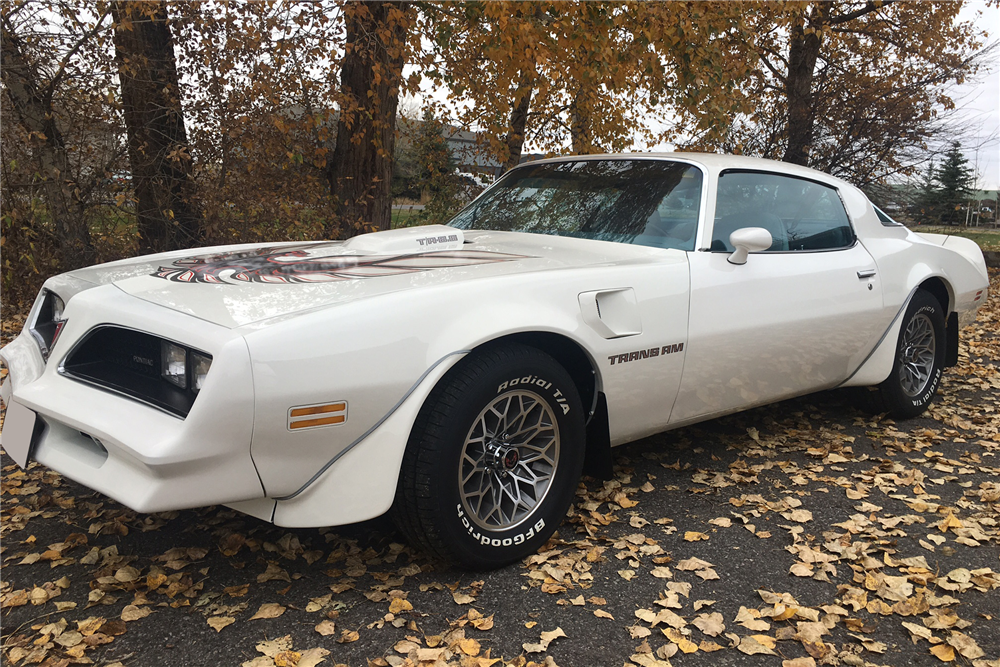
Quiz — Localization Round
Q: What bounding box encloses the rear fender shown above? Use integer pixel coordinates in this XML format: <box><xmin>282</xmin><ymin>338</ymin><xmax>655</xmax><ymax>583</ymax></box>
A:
<box><xmin>839</xmin><ymin>294</ymin><xmax>910</xmax><ymax>387</ymax></box>
<box><xmin>841</xmin><ymin>269</ymin><xmax>950</xmax><ymax>387</ymax></box>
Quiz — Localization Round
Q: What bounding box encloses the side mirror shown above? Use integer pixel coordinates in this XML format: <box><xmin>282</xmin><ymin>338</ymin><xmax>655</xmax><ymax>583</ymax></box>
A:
<box><xmin>727</xmin><ymin>227</ymin><xmax>773</xmax><ymax>265</ymax></box>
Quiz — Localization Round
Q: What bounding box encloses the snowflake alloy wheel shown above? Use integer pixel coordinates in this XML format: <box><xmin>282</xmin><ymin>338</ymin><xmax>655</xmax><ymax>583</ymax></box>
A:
<box><xmin>459</xmin><ymin>390</ymin><xmax>560</xmax><ymax>531</ymax></box>
<box><xmin>898</xmin><ymin>312</ymin><xmax>936</xmax><ymax>398</ymax></box>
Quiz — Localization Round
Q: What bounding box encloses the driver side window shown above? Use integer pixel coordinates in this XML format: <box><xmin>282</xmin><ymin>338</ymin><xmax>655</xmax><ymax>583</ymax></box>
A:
<box><xmin>711</xmin><ymin>171</ymin><xmax>855</xmax><ymax>252</ymax></box>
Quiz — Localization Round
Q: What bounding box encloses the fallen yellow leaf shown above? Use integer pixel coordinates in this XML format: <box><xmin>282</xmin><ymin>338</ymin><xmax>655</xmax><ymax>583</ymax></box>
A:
<box><xmin>121</xmin><ymin>605</ymin><xmax>152</xmax><ymax>622</ymax></box>
<box><xmin>388</xmin><ymin>598</ymin><xmax>412</xmax><ymax>614</ymax></box>
<box><xmin>207</xmin><ymin>616</ymin><xmax>235</xmax><ymax>632</ymax></box>
<box><xmin>274</xmin><ymin>650</ymin><xmax>301</xmax><ymax>667</ymax></box>
<box><xmin>337</xmin><ymin>629</ymin><xmax>360</xmax><ymax>643</ymax></box>
<box><xmin>938</xmin><ymin>514</ymin><xmax>963</xmax><ymax>533</ymax></box>
<box><xmin>314</xmin><ymin>620</ymin><xmax>337</xmax><ymax>636</ymax></box>
<box><xmin>662</xmin><ymin>627</ymin><xmax>698</xmax><ymax>653</ymax></box>
<box><xmin>458</xmin><ymin>638</ymin><xmax>481</xmax><ymax>656</ymax></box>
<box><xmin>250</xmin><ymin>603</ymin><xmax>286</xmax><ymax>620</ymax></box>
<box><xmin>930</xmin><ymin>644</ymin><xmax>955</xmax><ymax>662</ymax></box>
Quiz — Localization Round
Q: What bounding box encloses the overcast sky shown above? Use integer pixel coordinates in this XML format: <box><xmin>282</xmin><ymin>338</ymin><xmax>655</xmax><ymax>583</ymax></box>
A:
<box><xmin>410</xmin><ymin>2</ymin><xmax>999</xmax><ymax>189</ymax></box>
<box><xmin>954</xmin><ymin>0</ymin><xmax>999</xmax><ymax>191</ymax></box>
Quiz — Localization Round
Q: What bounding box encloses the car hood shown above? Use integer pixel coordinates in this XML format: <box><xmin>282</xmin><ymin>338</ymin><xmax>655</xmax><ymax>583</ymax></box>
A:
<box><xmin>66</xmin><ymin>225</ymin><xmax>679</xmax><ymax>328</ymax></box>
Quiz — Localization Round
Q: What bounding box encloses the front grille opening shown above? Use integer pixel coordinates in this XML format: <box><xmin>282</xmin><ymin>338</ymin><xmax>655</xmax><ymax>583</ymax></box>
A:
<box><xmin>80</xmin><ymin>431</ymin><xmax>108</xmax><ymax>455</ymax></box>
<box><xmin>61</xmin><ymin>327</ymin><xmax>204</xmax><ymax>418</ymax></box>
<box><xmin>74</xmin><ymin>430</ymin><xmax>110</xmax><ymax>467</ymax></box>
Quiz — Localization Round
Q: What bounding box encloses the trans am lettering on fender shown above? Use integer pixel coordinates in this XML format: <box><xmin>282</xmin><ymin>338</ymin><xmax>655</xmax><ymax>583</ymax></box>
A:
<box><xmin>0</xmin><ymin>153</ymin><xmax>989</xmax><ymax>569</ymax></box>
<box><xmin>608</xmin><ymin>343</ymin><xmax>684</xmax><ymax>365</ymax></box>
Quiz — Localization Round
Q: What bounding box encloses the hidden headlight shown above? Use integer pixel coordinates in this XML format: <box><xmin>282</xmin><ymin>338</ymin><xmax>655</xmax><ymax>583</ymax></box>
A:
<box><xmin>191</xmin><ymin>352</ymin><xmax>212</xmax><ymax>393</ymax></box>
<box><xmin>161</xmin><ymin>342</ymin><xmax>213</xmax><ymax>393</ymax></box>
<box><xmin>161</xmin><ymin>341</ymin><xmax>188</xmax><ymax>389</ymax></box>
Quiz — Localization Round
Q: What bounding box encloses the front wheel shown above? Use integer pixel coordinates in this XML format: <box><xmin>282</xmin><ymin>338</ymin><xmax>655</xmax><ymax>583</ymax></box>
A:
<box><xmin>392</xmin><ymin>343</ymin><xmax>585</xmax><ymax>568</ymax></box>
<box><xmin>875</xmin><ymin>290</ymin><xmax>946</xmax><ymax>418</ymax></box>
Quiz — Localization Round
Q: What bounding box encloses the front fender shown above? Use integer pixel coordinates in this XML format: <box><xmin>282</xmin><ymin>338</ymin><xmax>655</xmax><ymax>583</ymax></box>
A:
<box><xmin>241</xmin><ymin>254</ymin><xmax>691</xmax><ymax>518</ymax></box>
<box><xmin>241</xmin><ymin>270</ymin><xmax>609</xmax><ymax>500</ymax></box>
<box><xmin>267</xmin><ymin>346</ymin><xmax>468</xmax><ymax>527</ymax></box>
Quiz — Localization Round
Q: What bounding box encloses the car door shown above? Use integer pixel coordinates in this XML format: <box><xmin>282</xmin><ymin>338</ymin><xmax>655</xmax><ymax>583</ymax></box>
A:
<box><xmin>670</xmin><ymin>170</ymin><xmax>884</xmax><ymax>424</ymax></box>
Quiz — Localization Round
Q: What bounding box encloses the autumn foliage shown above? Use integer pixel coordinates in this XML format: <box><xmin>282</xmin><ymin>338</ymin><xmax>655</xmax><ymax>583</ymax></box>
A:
<box><xmin>710</xmin><ymin>1</ymin><xmax>984</xmax><ymax>188</ymax></box>
<box><xmin>0</xmin><ymin>0</ymin><xmax>990</xmax><ymax>311</ymax></box>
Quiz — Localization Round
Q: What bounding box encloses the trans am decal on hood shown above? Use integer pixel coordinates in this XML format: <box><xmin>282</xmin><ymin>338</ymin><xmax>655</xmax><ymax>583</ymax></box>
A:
<box><xmin>153</xmin><ymin>244</ymin><xmax>528</xmax><ymax>285</ymax></box>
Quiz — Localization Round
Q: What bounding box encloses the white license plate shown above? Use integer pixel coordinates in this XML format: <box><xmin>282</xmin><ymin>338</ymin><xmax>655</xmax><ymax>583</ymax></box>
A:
<box><xmin>1</xmin><ymin>400</ymin><xmax>38</xmax><ymax>468</ymax></box>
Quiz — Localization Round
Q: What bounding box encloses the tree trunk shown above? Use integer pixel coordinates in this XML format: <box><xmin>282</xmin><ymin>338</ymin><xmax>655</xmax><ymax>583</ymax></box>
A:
<box><xmin>0</xmin><ymin>24</ymin><xmax>95</xmax><ymax>269</ymax></box>
<box><xmin>569</xmin><ymin>83</ymin><xmax>599</xmax><ymax>154</ymax></box>
<box><xmin>326</xmin><ymin>1</ymin><xmax>409</xmax><ymax>238</ymax></box>
<box><xmin>782</xmin><ymin>4</ymin><xmax>827</xmax><ymax>166</ymax></box>
<box><xmin>504</xmin><ymin>70</ymin><xmax>535</xmax><ymax>171</ymax></box>
<box><xmin>112</xmin><ymin>1</ymin><xmax>201</xmax><ymax>254</ymax></box>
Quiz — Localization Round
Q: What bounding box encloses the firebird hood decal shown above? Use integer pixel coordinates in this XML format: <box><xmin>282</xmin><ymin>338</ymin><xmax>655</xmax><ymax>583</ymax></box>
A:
<box><xmin>153</xmin><ymin>245</ymin><xmax>528</xmax><ymax>285</ymax></box>
<box><xmin>83</xmin><ymin>231</ymin><xmax>684</xmax><ymax>328</ymax></box>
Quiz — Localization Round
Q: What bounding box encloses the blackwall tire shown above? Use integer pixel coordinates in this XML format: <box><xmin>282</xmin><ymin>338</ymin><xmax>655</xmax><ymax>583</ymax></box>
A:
<box><xmin>877</xmin><ymin>290</ymin><xmax>946</xmax><ymax>419</ymax></box>
<box><xmin>391</xmin><ymin>343</ymin><xmax>585</xmax><ymax>569</ymax></box>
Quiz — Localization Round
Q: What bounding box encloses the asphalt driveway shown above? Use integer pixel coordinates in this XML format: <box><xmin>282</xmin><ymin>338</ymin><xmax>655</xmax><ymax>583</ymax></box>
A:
<box><xmin>2</xmin><ymin>272</ymin><xmax>998</xmax><ymax>667</ymax></box>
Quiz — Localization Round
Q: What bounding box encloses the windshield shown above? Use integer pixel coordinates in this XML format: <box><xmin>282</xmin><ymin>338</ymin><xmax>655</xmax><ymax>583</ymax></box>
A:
<box><xmin>449</xmin><ymin>159</ymin><xmax>703</xmax><ymax>250</ymax></box>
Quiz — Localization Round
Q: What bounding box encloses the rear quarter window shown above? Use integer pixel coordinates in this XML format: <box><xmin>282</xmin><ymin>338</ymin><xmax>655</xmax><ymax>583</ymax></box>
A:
<box><xmin>873</xmin><ymin>205</ymin><xmax>904</xmax><ymax>227</ymax></box>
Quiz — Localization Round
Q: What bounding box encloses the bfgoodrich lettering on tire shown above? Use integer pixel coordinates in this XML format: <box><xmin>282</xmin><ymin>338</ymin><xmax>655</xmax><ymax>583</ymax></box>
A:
<box><xmin>391</xmin><ymin>342</ymin><xmax>585</xmax><ymax>568</ymax></box>
<box><xmin>876</xmin><ymin>290</ymin><xmax>946</xmax><ymax>419</ymax></box>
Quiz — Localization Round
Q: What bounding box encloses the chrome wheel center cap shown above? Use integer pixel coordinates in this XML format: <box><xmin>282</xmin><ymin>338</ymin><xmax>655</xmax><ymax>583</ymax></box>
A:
<box><xmin>502</xmin><ymin>448</ymin><xmax>520</xmax><ymax>470</ymax></box>
<box><xmin>486</xmin><ymin>439</ymin><xmax>519</xmax><ymax>474</ymax></box>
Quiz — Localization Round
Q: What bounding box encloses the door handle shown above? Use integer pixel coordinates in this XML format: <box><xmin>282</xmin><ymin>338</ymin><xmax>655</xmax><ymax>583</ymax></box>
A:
<box><xmin>857</xmin><ymin>269</ymin><xmax>876</xmax><ymax>279</ymax></box>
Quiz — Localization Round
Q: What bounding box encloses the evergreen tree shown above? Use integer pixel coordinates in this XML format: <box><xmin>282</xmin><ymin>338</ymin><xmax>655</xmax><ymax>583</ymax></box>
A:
<box><xmin>413</xmin><ymin>109</ymin><xmax>462</xmax><ymax>225</ymax></box>
<box><xmin>935</xmin><ymin>142</ymin><xmax>975</xmax><ymax>225</ymax></box>
<box><xmin>914</xmin><ymin>160</ymin><xmax>940</xmax><ymax>224</ymax></box>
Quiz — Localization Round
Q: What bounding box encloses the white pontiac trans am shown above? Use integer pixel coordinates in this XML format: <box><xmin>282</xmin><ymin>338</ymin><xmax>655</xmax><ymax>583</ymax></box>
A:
<box><xmin>0</xmin><ymin>154</ymin><xmax>989</xmax><ymax>567</ymax></box>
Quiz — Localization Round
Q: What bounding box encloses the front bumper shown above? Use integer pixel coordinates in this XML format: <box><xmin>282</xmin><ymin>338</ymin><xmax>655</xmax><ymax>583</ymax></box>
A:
<box><xmin>0</xmin><ymin>284</ymin><xmax>264</xmax><ymax>513</ymax></box>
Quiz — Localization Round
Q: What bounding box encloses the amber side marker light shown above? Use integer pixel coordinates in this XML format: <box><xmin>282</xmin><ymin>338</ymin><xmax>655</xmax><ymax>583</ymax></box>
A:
<box><xmin>288</xmin><ymin>402</ymin><xmax>347</xmax><ymax>431</ymax></box>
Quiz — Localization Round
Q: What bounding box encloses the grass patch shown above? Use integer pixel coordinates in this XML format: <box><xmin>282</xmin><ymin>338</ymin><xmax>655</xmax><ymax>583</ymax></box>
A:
<box><xmin>909</xmin><ymin>225</ymin><xmax>1000</xmax><ymax>252</ymax></box>
<box><xmin>390</xmin><ymin>207</ymin><xmax>424</xmax><ymax>229</ymax></box>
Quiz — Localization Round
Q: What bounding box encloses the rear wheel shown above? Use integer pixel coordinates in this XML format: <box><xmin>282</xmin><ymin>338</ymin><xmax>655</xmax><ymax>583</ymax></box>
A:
<box><xmin>873</xmin><ymin>290</ymin><xmax>946</xmax><ymax>418</ymax></box>
<box><xmin>392</xmin><ymin>343</ymin><xmax>585</xmax><ymax>568</ymax></box>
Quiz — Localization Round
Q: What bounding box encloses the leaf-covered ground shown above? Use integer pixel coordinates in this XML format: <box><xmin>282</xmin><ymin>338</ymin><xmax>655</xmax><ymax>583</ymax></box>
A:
<box><xmin>2</xmin><ymin>272</ymin><xmax>999</xmax><ymax>667</ymax></box>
